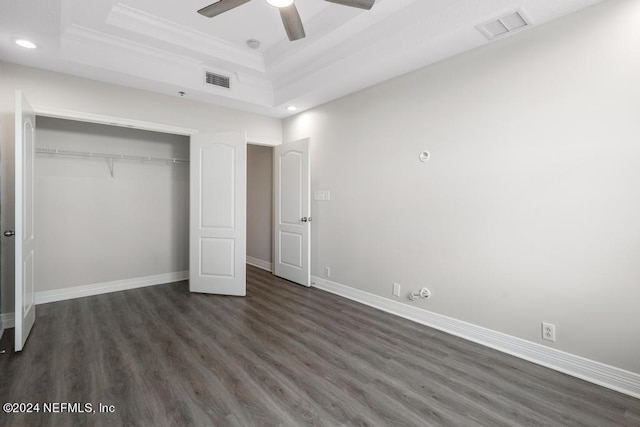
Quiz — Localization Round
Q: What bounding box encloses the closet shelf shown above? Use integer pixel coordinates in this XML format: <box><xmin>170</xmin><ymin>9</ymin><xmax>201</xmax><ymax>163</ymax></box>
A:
<box><xmin>35</xmin><ymin>148</ymin><xmax>189</xmax><ymax>164</ymax></box>
<box><xmin>36</xmin><ymin>147</ymin><xmax>189</xmax><ymax>178</ymax></box>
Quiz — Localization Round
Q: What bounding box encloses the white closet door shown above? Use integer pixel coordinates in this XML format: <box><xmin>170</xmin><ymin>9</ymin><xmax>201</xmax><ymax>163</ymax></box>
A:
<box><xmin>14</xmin><ymin>91</ymin><xmax>36</xmax><ymax>351</ymax></box>
<box><xmin>274</xmin><ymin>138</ymin><xmax>310</xmax><ymax>287</ymax></box>
<box><xmin>189</xmin><ymin>132</ymin><xmax>246</xmax><ymax>295</ymax></box>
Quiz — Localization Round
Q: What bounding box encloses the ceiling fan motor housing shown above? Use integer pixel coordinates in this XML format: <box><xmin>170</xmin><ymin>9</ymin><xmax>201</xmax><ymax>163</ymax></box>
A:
<box><xmin>197</xmin><ymin>0</ymin><xmax>376</xmax><ymax>41</ymax></box>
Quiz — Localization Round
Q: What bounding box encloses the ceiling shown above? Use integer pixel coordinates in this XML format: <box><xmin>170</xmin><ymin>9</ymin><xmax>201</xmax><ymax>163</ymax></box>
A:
<box><xmin>0</xmin><ymin>0</ymin><xmax>603</xmax><ymax>118</ymax></box>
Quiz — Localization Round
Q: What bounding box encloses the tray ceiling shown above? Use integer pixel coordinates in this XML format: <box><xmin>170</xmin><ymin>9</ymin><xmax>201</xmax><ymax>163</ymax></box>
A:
<box><xmin>0</xmin><ymin>0</ymin><xmax>603</xmax><ymax>117</ymax></box>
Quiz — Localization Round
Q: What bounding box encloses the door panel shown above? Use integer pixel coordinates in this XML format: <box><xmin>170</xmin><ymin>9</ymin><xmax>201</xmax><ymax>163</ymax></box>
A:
<box><xmin>200</xmin><ymin>237</ymin><xmax>234</xmax><ymax>277</ymax></box>
<box><xmin>280</xmin><ymin>152</ymin><xmax>302</xmax><ymax>224</ymax></box>
<box><xmin>201</xmin><ymin>144</ymin><xmax>235</xmax><ymax>228</ymax></box>
<box><xmin>280</xmin><ymin>232</ymin><xmax>302</xmax><ymax>268</ymax></box>
<box><xmin>190</xmin><ymin>132</ymin><xmax>246</xmax><ymax>296</ymax></box>
<box><xmin>15</xmin><ymin>90</ymin><xmax>36</xmax><ymax>352</ymax></box>
<box><xmin>274</xmin><ymin>139</ymin><xmax>310</xmax><ymax>286</ymax></box>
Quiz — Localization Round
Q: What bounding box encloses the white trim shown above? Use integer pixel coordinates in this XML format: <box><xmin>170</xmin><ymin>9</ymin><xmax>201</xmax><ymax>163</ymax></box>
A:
<box><xmin>33</xmin><ymin>106</ymin><xmax>200</xmax><ymax>136</ymax></box>
<box><xmin>247</xmin><ymin>136</ymin><xmax>281</xmax><ymax>147</ymax></box>
<box><xmin>35</xmin><ymin>271</ymin><xmax>188</xmax><ymax>305</ymax></box>
<box><xmin>311</xmin><ymin>276</ymin><xmax>640</xmax><ymax>400</ymax></box>
<box><xmin>247</xmin><ymin>256</ymin><xmax>273</xmax><ymax>272</ymax></box>
<box><xmin>1</xmin><ymin>312</ymin><xmax>15</xmax><ymax>329</ymax></box>
<box><xmin>107</xmin><ymin>4</ymin><xmax>265</xmax><ymax>73</ymax></box>
<box><xmin>33</xmin><ymin>107</ymin><xmax>280</xmax><ymax>144</ymax></box>
<box><xmin>63</xmin><ymin>24</ymin><xmax>203</xmax><ymax>69</ymax></box>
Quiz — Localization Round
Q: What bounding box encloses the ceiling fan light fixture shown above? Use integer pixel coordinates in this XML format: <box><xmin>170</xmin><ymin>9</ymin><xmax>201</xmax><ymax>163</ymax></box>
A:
<box><xmin>266</xmin><ymin>0</ymin><xmax>294</xmax><ymax>8</ymax></box>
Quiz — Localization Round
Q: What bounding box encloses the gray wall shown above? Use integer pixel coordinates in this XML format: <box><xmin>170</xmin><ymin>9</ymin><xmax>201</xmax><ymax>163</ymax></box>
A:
<box><xmin>247</xmin><ymin>145</ymin><xmax>273</xmax><ymax>265</ymax></box>
<box><xmin>283</xmin><ymin>0</ymin><xmax>640</xmax><ymax>374</ymax></box>
<box><xmin>35</xmin><ymin>117</ymin><xmax>189</xmax><ymax>291</ymax></box>
<box><xmin>0</xmin><ymin>62</ymin><xmax>282</xmax><ymax>315</ymax></box>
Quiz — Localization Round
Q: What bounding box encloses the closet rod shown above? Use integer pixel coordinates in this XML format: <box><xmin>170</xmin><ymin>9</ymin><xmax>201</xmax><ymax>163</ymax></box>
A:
<box><xmin>35</xmin><ymin>147</ymin><xmax>189</xmax><ymax>164</ymax></box>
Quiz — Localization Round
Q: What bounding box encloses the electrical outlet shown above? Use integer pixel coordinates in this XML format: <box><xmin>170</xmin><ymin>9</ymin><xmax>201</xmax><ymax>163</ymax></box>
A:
<box><xmin>542</xmin><ymin>322</ymin><xmax>556</xmax><ymax>342</ymax></box>
<box><xmin>325</xmin><ymin>267</ymin><xmax>331</xmax><ymax>278</ymax></box>
<box><xmin>393</xmin><ymin>283</ymin><xmax>401</xmax><ymax>297</ymax></box>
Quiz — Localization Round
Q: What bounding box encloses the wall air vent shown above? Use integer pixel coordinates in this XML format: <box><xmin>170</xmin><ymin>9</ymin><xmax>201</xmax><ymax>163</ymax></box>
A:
<box><xmin>477</xmin><ymin>10</ymin><xmax>531</xmax><ymax>40</ymax></box>
<box><xmin>205</xmin><ymin>71</ymin><xmax>230</xmax><ymax>89</ymax></box>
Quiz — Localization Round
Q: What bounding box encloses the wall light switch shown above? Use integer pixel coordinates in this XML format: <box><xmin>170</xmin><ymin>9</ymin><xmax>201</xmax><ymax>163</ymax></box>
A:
<box><xmin>314</xmin><ymin>190</ymin><xmax>331</xmax><ymax>201</ymax></box>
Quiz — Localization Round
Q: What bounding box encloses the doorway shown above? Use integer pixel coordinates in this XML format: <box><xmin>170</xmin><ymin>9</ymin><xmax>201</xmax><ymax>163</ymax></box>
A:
<box><xmin>247</xmin><ymin>144</ymin><xmax>274</xmax><ymax>272</ymax></box>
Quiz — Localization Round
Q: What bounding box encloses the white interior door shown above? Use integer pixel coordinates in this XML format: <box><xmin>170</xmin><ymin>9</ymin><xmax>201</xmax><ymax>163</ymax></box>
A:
<box><xmin>189</xmin><ymin>132</ymin><xmax>246</xmax><ymax>296</ymax></box>
<box><xmin>14</xmin><ymin>91</ymin><xmax>36</xmax><ymax>351</ymax></box>
<box><xmin>274</xmin><ymin>138</ymin><xmax>310</xmax><ymax>287</ymax></box>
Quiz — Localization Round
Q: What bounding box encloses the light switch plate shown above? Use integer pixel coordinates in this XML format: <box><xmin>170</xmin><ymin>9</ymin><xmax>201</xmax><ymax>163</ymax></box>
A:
<box><xmin>314</xmin><ymin>190</ymin><xmax>331</xmax><ymax>201</ymax></box>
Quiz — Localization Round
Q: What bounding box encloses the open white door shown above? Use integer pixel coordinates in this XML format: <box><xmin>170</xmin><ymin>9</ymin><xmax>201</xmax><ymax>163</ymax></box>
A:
<box><xmin>274</xmin><ymin>138</ymin><xmax>310</xmax><ymax>287</ymax></box>
<box><xmin>14</xmin><ymin>91</ymin><xmax>36</xmax><ymax>351</ymax></box>
<box><xmin>190</xmin><ymin>132</ymin><xmax>246</xmax><ymax>296</ymax></box>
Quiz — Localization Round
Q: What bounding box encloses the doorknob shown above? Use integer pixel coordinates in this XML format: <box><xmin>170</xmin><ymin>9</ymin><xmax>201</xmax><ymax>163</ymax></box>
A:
<box><xmin>4</xmin><ymin>230</ymin><xmax>15</xmax><ymax>237</ymax></box>
<box><xmin>301</xmin><ymin>217</ymin><xmax>312</xmax><ymax>223</ymax></box>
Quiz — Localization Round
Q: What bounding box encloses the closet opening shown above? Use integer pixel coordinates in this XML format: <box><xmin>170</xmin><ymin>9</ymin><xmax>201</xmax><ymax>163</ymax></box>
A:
<box><xmin>35</xmin><ymin>116</ymin><xmax>190</xmax><ymax>298</ymax></box>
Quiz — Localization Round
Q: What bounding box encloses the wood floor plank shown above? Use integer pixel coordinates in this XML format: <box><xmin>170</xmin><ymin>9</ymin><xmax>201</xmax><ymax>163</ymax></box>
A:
<box><xmin>1</xmin><ymin>264</ymin><xmax>639</xmax><ymax>427</ymax></box>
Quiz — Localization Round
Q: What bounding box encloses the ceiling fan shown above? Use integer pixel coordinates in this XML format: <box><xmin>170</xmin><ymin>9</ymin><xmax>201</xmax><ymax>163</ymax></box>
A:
<box><xmin>197</xmin><ymin>0</ymin><xmax>375</xmax><ymax>41</ymax></box>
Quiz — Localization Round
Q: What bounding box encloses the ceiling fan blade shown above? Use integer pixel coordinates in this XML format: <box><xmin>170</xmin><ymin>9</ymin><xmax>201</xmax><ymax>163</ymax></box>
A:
<box><xmin>197</xmin><ymin>0</ymin><xmax>251</xmax><ymax>18</ymax></box>
<box><xmin>325</xmin><ymin>0</ymin><xmax>374</xmax><ymax>10</ymax></box>
<box><xmin>280</xmin><ymin>4</ymin><xmax>306</xmax><ymax>41</ymax></box>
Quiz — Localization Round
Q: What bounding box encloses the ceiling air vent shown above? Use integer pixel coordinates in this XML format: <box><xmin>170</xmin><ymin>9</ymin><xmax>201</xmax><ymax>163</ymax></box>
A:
<box><xmin>477</xmin><ymin>10</ymin><xmax>531</xmax><ymax>40</ymax></box>
<box><xmin>205</xmin><ymin>71</ymin><xmax>230</xmax><ymax>89</ymax></box>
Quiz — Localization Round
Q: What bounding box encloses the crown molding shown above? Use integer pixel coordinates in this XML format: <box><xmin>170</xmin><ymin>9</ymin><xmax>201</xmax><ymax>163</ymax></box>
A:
<box><xmin>63</xmin><ymin>24</ymin><xmax>202</xmax><ymax>68</ymax></box>
<box><xmin>108</xmin><ymin>3</ymin><xmax>265</xmax><ymax>73</ymax></box>
<box><xmin>60</xmin><ymin>24</ymin><xmax>274</xmax><ymax>106</ymax></box>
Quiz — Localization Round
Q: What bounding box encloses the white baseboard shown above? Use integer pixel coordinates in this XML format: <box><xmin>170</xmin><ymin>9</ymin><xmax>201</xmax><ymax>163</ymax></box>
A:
<box><xmin>1</xmin><ymin>312</ymin><xmax>15</xmax><ymax>329</ymax></box>
<box><xmin>35</xmin><ymin>271</ymin><xmax>189</xmax><ymax>305</ymax></box>
<box><xmin>247</xmin><ymin>256</ymin><xmax>273</xmax><ymax>272</ymax></box>
<box><xmin>311</xmin><ymin>275</ymin><xmax>640</xmax><ymax>400</ymax></box>
<box><xmin>0</xmin><ymin>271</ymin><xmax>187</xmax><ymax>331</ymax></box>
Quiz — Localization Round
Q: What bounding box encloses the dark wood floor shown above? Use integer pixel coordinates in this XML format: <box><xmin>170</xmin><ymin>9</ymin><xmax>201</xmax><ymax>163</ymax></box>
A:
<box><xmin>1</xmin><ymin>265</ymin><xmax>639</xmax><ymax>426</ymax></box>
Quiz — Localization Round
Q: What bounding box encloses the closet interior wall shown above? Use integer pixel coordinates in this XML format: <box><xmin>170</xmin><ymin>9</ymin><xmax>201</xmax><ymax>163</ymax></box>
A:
<box><xmin>247</xmin><ymin>144</ymin><xmax>273</xmax><ymax>268</ymax></box>
<box><xmin>35</xmin><ymin>117</ymin><xmax>189</xmax><ymax>294</ymax></box>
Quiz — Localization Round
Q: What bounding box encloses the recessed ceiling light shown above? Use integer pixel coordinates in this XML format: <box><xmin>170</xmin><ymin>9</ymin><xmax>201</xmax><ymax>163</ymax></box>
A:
<box><xmin>286</xmin><ymin>106</ymin><xmax>298</xmax><ymax>111</ymax></box>
<box><xmin>14</xmin><ymin>39</ymin><xmax>37</xmax><ymax>49</ymax></box>
<box><xmin>266</xmin><ymin>0</ymin><xmax>294</xmax><ymax>8</ymax></box>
